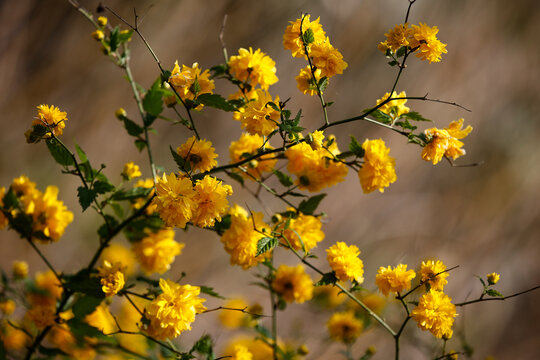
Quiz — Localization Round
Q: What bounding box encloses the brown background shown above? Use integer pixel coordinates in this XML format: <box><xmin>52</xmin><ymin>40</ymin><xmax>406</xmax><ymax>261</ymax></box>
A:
<box><xmin>1</xmin><ymin>0</ymin><xmax>539</xmax><ymax>359</ymax></box>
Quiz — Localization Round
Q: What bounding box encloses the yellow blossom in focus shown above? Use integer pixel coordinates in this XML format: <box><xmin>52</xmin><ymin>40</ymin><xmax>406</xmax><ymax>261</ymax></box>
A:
<box><xmin>85</xmin><ymin>303</ymin><xmax>116</xmax><ymax>334</ymax></box>
<box><xmin>411</xmin><ymin>290</ymin><xmax>457</xmax><ymax>339</ymax></box>
<box><xmin>326</xmin><ymin>242</ymin><xmax>365</xmax><ymax>284</ymax></box>
<box><xmin>420</xmin><ymin>260</ymin><xmax>449</xmax><ymax>291</ymax></box>
<box><xmin>309</xmin><ymin>39</ymin><xmax>348</xmax><ymax>78</ymax></box>
<box><xmin>221</xmin><ymin>204</ymin><xmax>271</xmax><ymax>269</ymax></box>
<box><xmin>1</xmin><ymin>323</ymin><xmax>28</xmax><ymax>350</ymax></box>
<box><xmin>168</xmin><ymin>61</ymin><xmax>215</xmax><ymax>109</ymax></box>
<box><xmin>272</xmin><ymin>264</ymin><xmax>313</xmax><ymax>304</ymax></box>
<box><xmin>31</xmin><ymin>104</ymin><xmax>68</xmax><ymax>138</ymax></box>
<box><xmin>91</xmin><ymin>29</ymin><xmax>104</xmax><ymax>41</ymax></box>
<box><xmin>422</xmin><ymin>119</ymin><xmax>472</xmax><ymax>165</ymax></box>
<box><xmin>375</xmin><ymin>91</ymin><xmax>410</xmax><ymax>119</ymax></box>
<box><xmin>327</xmin><ymin>311</ymin><xmax>363</xmax><ymax>344</ymax></box>
<box><xmin>487</xmin><ymin>272</ymin><xmax>500</xmax><ymax>285</ymax></box>
<box><xmin>229</xmin><ymin>133</ymin><xmax>277</xmax><ymax>180</ymax></box>
<box><xmin>143</xmin><ymin>279</ymin><xmax>206</xmax><ymax>340</ymax></box>
<box><xmin>122</xmin><ymin>161</ymin><xmax>141</xmax><ymax>180</ymax></box>
<box><xmin>358</xmin><ymin>139</ymin><xmax>397</xmax><ymax>194</ymax></box>
<box><xmin>132</xmin><ymin>228</ymin><xmax>184</xmax><ymax>274</ymax></box>
<box><xmin>296</xmin><ymin>66</ymin><xmax>323</xmax><ymax>96</ymax></box>
<box><xmin>176</xmin><ymin>136</ymin><xmax>218</xmax><ymax>173</ymax></box>
<box><xmin>219</xmin><ymin>298</ymin><xmax>249</xmax><ymax>329</ymax></box>
<box><xmin>152</xmin><ymin>173</ymin><xmax>196</xmax><ymax>228</ymax></box>
<box><xmin>97</xmin><ymin>260</ymin><xmax>125</xmax><ymax>297</ymax></box>
<box><xmin>0</xmin><ymin>300</ymin><xmax>15</xmax><ymax>315</ymax></box>
<box><xmin>237</xmin><ymin>89</ymin><xmax>280</xmax><ymax>136</ymax></box>
<box><xmin>380</xmin><ymin>23</ymin><xmax>413</xmax><ymax>52</ymax></box>
<box><xmin>410</xmin><ymin>23</ymin><xmax>447</xmax><ymax>63</ymax></box>
<box><xmin>283</xmin><ymin>15</ymin><xmax>326</xmax><ymax>58</ymax></box>
<box><xmin>101</xmin><ymin>243</ymin><xmax>137</xmax><ymax>276</ymax></box>
<box><xmin>228</xmin><ymin>47</ymin><xmax>278</xmax><ymax>90</ymax></box>
<box><xmin>12</xmin><ymin>260</ymin><xmax>29</xmax><ymax>279</ymax></box>
<box><xmin>376</xmin><ymin>264</ymin><xmax>416</xmax><ymax>296</ymax></box>
<box><xmin>278</xmin><ymin>211</ymin><xmax>325</xmax><ymax>252</ymax></box>
<box><xmin>97</xmin><ymin>16</ymin><xmax>107</xmax><ymax>27</ymax></box>
<box><xmin>192</xmin><ymin>176</ymin><xmax>233</xmax><ymax>228</ymax></box>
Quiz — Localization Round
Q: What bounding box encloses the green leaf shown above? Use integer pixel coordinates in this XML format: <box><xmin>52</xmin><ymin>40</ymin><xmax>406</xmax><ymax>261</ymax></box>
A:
<box><xmin>190</xmin><ymin>77</ymin><xmax>201</xmax><ymax>96</ymax></box>
<box><xmin>209</xmin><ymin>64</ymin><xmax>228</xmax><ymax>78</ymax></box>
<box><xmin>93</xmin><ymin>180</ymin><xmax>115</xmax><ymax>195</ymax></box>
<box><xmin>315</xmin><ymin>272</ymin><xmax>338</xmax><ymax>286</ymax></box>
<box><xmin>197</xmin><ymin>93</ymin><xmax>237</xmax><ymax>112</ymax></box>
<box><xmin>118</xmin><ymin>29</ymin><xmax>133</xmax><ymax>43</ymax></box>
<box><xmin>109</xmin><ymin>26</ymin><xmax>120</xmax><ymax>52</ymax></box>
<box><xmin>298</xmin><ymin>194</ymin><xmax>326</xmax><ymax>215</ymax></box>
<box><xmin>77</xmin><ymin>187</ymin><xmax>96</xmax><ymax>212</ymax></box>
<box><xmin>396</xmin><ymin>45</ymin><xmax>408</xmax><ymax>58</ymax></box>
<box><xmin>46</xmin><ymin>139</ymin><xmax>74</xmax><ymax>167</ymax></box>
<box><xmin>72</xmin><ymin>296</ymin><xmax>103</xmax><ymax>318</ymax></box>
<box><xmin>401</xmin><ymin>111</ymin><xmax>432</xmax><ymax>122</ymax></box>
<box><xmin>318</xmin><ymin>76</ymin><xmax>329</xmax><ymax>93</ymax></box>
<box><xmin>135</xmin><ymin>139</ymin><xmax>147</xmax><ymax>152</ymax></box>
<box><xmin>266</xmin><ymin>101</ymin><xmax>280</xmax><ymax>112</ymax></box>
<box><xmin>110</xmin><ymin>202</ymin><xmax>124</xmax><ymax>218</ymax></box>
<box><xmin>485</xmin><ymin>289</ymin><xmax>503</xmax><ymax>297</ymax></box>
<box><xmin>293</xmin><ymin>109</ymin><xmax>302</xmax><ymax>125</ymax></box>
<box><xmin>212</xmin><ymin>214</ymin><xmax>231</xmax><ymax>235</ymax></box>
<box><xmin>111</xmin><ymin>187</ymin><xmax>151</xmax><ymax>201</ymax></box>
<box><xmin>123</xmin><ymin>118</ymin><xmax>144</xmax><ymax>137</ymax></box>
<box><xmin>349</xmin><ymin>136</ymin><xmax>364</xmax><ymax>157</ymax></box>
<box><xmin>302</xmin><ymin>28</ymin><xmax>315</xmax><ymax>44</ymax></box>
<box><xmin>67</xmin><ymin>318</ymin><xmax>106</xmax><ymax>340</ymax></box>
<box><xmin>273</xmin><ymin>170</ymin><xmax>293</xmax><ymax>187</ymax></box>
<box><xmin>2</xmin><ymin>188</ymin><xmax>18</xmax><ymax>209</ymax></box>
<box><xmin>388</xmin><ymin>60</ymin><xmax>399</xmax><ymax>67</ymax></box>
<box><xmin>256</xmin><ymin>237</ymin><xmax>278</xmax><ymax>257</ymax></box>
<box><xmin>143</xmin><ymin>81</ymin><xmax>164</xmax><ymax>117</ymax></box>
<box><xmin>170</xmin><ymin>145</ymin><xmax>190</xmax><ymax>172</ymax></box>
<box><xmin>370</xmin><ymin>109</ymin><xmax>393</xmax><ymax>125</ymax></box>
<box><xmin>75</xmin><ymin>143</ymin><xmax>88</xmax><ymax>162</ymax></box>
<box><xmin>190</xmin><ymin>334</ymin><xmax>214</xmax><ymax>356</ymax></box>
<box><xmin>394</xmin><ymin>119</ymin><xmax>417</xmax><ymax>131</ymax></box>
<box><xmin>226</xmin><ymin>171</ymin><xmax>244</xmax><ymax>186</ymax></box>
<box><xmin>199</xmin><ymin>286</ymin><xmax>225</xmax><ymax>299</ymax></box>
<box><xmin>64</xmin><ymin>270</ymin><xmax>105</xmax><ymax>298</ymax></box>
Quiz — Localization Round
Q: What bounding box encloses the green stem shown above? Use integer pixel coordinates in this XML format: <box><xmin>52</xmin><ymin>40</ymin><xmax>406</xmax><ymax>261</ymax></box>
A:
<box><xmin>25</xmin><ymin>237</ymin><xmax>61</xmax><ymax>283</ymax></box>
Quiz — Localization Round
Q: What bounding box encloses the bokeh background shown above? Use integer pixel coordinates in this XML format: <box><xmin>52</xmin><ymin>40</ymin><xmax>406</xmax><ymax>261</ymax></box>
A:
<box><xmin>1</xmin><ymin>0</ymin><xmax>539</xmax><ymax>358</ymax></box>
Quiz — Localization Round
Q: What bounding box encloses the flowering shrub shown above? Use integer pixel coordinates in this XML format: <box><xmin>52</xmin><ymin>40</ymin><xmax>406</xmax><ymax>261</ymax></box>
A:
<box><xmin>0</xmin><ymin>1</ymin><xmax>538</xmax><ymax>359</ymax></box>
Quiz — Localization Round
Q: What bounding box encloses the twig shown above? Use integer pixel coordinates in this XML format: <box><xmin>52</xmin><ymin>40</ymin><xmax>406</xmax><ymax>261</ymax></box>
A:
<box><xmin>455</xmin><ymin>284</ymin><xmax>540</xmax><ymax>307</ymax></box>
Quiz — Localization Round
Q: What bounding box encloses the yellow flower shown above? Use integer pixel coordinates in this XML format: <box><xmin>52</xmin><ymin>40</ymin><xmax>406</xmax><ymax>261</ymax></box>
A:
<box><xmin>97</xmin><ymin>16</ymin><xmax>108</xmax><ymax>27</ymax></box>
<box><xmin>122</xmin><ymin>161</ymin><xmax>141</xmax><ymax>180</ymax></box>
<box><xmin>420</xmin><ymin>260</ymin><xmax>449</xmax><ymax>291</ymax></box>
<box><xmin>358</xmin><ymin>139</ymin><xmax>397</xmax><ymax>194</ymax></box>
<box><xmin>326</xmin><ymin>242</ymin><xmax>364</xmax><ymax>284</ymax></box>
<box><xmin>11</xmin><ymin>175</ymin><xmax>36</xmax><ymax>197</ymax></box>
<box><xmin>132</xmin><ymin>228</ymin><xmax>184</xmax><ymax>274</ymax></box>
<box><xmin>306</xmin><ymin>130</ymin><xmax>325</xmax><ymax>150</ymax></box>
<box><xmin>327</xmin><ymin>311</ymin><xmax>364</xmax><ymax>344</ymax></box>
<box><xmin>272</xmin><ymin>264</ymin><xmax>313</xmax><ymax>304</ymax></box>
<box><xmin>48</xmin><ymin>321</ymin><xmax>96</xmax><ymax>360</ymax></box>
<box><xmin>0</xmin><ymin>187</ymin><xmax>8</xmax><ymax>229</ymax></box>
<box><xmin>85</xmin><ymin>303</ymin><xmax>116</xmax><ymax>334</ymax></box>
<box><xmin>224</xmin><ymin>337</ymin><xmax>274</xmax><ymax>360</ymax></box>
<box><xmin>296</xmin><ymin>66</ymin><xmax>323</xmax><ymax>96</ymax></box>
<box><xmin>238</xmin><ymin>89</ymin><xmax>280</xmax><ymax>136</ymax></box>
<box><xmin>221</xmin><ymin>204</ymin><xmax>271</xmax><ymax>269</ymax></box>
<box><xmin>229</xmin><ymin>345</ymin><xmax>253</xmax><ymax>360</ymax></box>
<box><xmin>116</xmin><ymin>297</ymin><xmax>148</xmax><ymax>355</ymax></box>
<box><xmin>283</xmin><ymin>15</ymin><xmax>326</xmax><ymax>58</ymax></box>
<box><xmin>219</xmin><ymin>298</ymin><xmax>249</xmax><ymax>329</ymax></box>
<box><xmin>422</xmin><ymin>119</ymin><xmax>472</xmax><ymax>165</ymax></box>
<box><xmin>380</xmin><ymin>23</ymin><xmax>413</xmax><ymax>52</ymax></box>
<box><xmin>115</xmin><ymin>107</ymin><xmax>127</xmax><ymax>119</ymax></box>
<box><xmin>411</xmin><ymin>290</ymin><xmax>457</xmax><ymax>339</ymax></box>
<box><xmin>487</xmin><ymin>272</ymin><xmax>500</xmax><ymax>285</ymax></box>
<box><xmin>375</xmin><ymin>91</ymin><xmax>410</xmax><ymax>119</ymax></box>
<box><xmin>1</xmin><ymin>323</ymin><xmax>28</xmax><ymax>350</ymax></box>
<box><xmin>309</xmin><ymin>39</ymin><xmax>348</xmax><ymax>78</ymax></box>
<box><xmin>152</xmin><ymin>173</ymin><xmax>196</xmax><ymax>228</ymax></box>
<box><xmin>28</xmin><ymin>270</ymin><xmax>63</xmax><ymax>307</ymax></box>
<box><xmin>26</xmin><ymin>305</ymin><xmax>56</xmax><ymax>329</ymax></box>
<box><xmin>358</xmin><ymin>292</ymin><xmax>386</xmax><ymax>315</ymax></box>
<box><xmin>132</xmin><ymin>177</ymin><xmax>157</xmax><ymax>215</ymax></box>
<box><xmin>192</xmin><ymin>176</ymin><xmax>233</xmax><ymax>228</ymax></box>
<box><xmin>410</xmin><ymin>23</ymin><xmax>447</xmax><ymax>63</ymax></box>
<box><xmin>0</xmin><ymin>300</ymin><xmax>15</xmax><ymax>315</ymax></box>
<box><xmin>12</xmin><ymin>260</ymin><xmax>28</xmax><ymax>279</ymax></box>
<box><xmin>229</xmin><ymin>133</ymin><xmax>277</xmax><ymax>180</ymax></box>
<box><xmin>101</xmin><ymin>243</ymin><xmax>137</xmax><ymax>276</ymax></box>
<box><xmin>228</xmin><ymin>47</ymin><xmax>278</xmax><ymax>90</ymax></box>
<box><xmin>143</xmin><ymin>279</ymin><xmax>206</xmax><ymax>340</ymax></box>
<box><xmin>97</xmin><ymin>260</ymin><xmax>126</xmax><ymax>297</ymax></box>
<box><xmin>169</xmin><ymin>61</ymin><xmax>215</xmax><ymax>108</ymax></box>
<box><xmin>376</xmin><ymin>264</ymin><xmax>416</xmax><ymax>296</ymax></box>
<box><xmin>279</xmin><ymin>212</ymin><xmax>325</xmax><ymax>252</ymax></box>
<box><xmin>30</xmin><ymin>104</ymin><xmax>68</xmax><ymax>138</ymax></box>
<box><xmin>91</xmin><ymin>29</ymin><xmax>104</xmax><ymax>41</ymax></box>
<box><xmin>176</xmin><ymin>136</ymin><xmax>218</xmax><ymax>173</ymax></box>
<box><xmin>313</xmin><ymin>285</ymin><xmax>346</xmax><ymax>308</ymax></box>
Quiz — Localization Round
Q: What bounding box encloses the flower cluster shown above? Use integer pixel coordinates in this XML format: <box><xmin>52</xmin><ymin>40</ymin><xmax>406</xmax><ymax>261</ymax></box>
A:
<box><xmin>228</xmin><ymin>47</ymin><xmax>278</xmax><ymax>90</ymax></box>
<box><xmin>236</xmin><ymin>89</ymin><xmax>280</xmax><ymax>136</ymax></box>
<box><xmin>326</xmin><ymin>311</ymin><xmax>364</xmax><ymax>344</ymax></box>
<box><xmin>358</xmin><ymin>139</ymin><xmax>397</xmax><ymax>194</ymax></box>
<box><xmin>132</xmin><ymin>228</ymin><xmax>184</xmax><ymax>274</ymax></box>
<box><xmin>326</xmin><ymin>242</ymin><xmax>364</xmax><ymax>283</ymax></box>
<box><xmin>278</xmin><ymin>211</ymin><xmax>325</xmax><ymax>252</ymax></box>
<box><xmin>168</xmin><ymin>61</ymin><xmax>215</xmax><ymax>109</ymax></box>
<box><xmin>142</xmin><ymin>279</ymin><xmax>206</xmax><ymax>340</ymax></box>
<box><xmin>176</xmin><ymin>136</ymin><xmax>218</xmax><ymax>173</ymax></box>
<box><xmin>122</xmin><ymin>161</ymin><xmax>142</xmax><ymax>180</ymax></box>
<box><xmin>378</xmin><ymin>23</ymin><xmax>447</xmax><ymax>63</ymax></box>
<box><xmin>422</xmin><ymin>118</ymin><xmax>473</xmax><ymax>164</ymax></box>
<box><xmin>25</xmin><ymin>104</ymin><xmax>68</xmax><ymax>142</ymax></box>
<box><xmin>411</xmin><ymin>289</ymin><xmax>457</xmax><ymax>339</ymax></box>
<box><xmin>375</xmin><ymin>91</ymin><xmax>410</xmax><ymax>120</ymax></box>
<box><xmin>229</xmin><ymin>133</ymin><xmax>277</xmax><ymax>180</ymax></box>
<box><xmin>419</xmin><ymin>260</ymin><xmax>449</xmax><ymax>291</ymax></box>
<box><xmin>272</xmin><ymin>264</ymin><xmax>313</xmax><ymax>303</ymax></box>
<box><xmin>375</xmin><ymin>264</ymin><xmax>416</xmax><ymax>296</ymax></box>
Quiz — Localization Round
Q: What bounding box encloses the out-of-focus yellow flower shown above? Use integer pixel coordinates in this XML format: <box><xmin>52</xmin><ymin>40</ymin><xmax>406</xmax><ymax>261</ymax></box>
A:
<box><xmin>327</xmin><ymin>311</ymin><xmax>363</xmax><ymax>344</ymax></box>
<box><xmin>12</xmin><ymin>260</ymin><xmax>29</xmax><ymax>279</ymax></box>
<box><xmin>229</xmin><ymin>133</ymin><xmax>277</xmax><ymax>180</ymax></box>
<box><xmin>375</xmin><ymin>91</ymin><xmax>410</xmax><ymax>119</ymax></box>
<box><xmin>229</xmin><ymin>344</ymin><xmax>253</xmax><ymax>360</ymax></box>
<box><xmin>142</xmin><ymin>279</ymin><xmax>206</xmax><ymax>340</ymax></box>
<box><xmin>221</xmin><ymin>204</ymin><xmax>271</xmax><ymax>269</ymax></box>
<box><xmin>48</xmin><ymin>322</ymin><xmax>96</xmax><ymax>360</ymax></box>
<box><xmin>237</xmin><ymin>89</ymin><xmax>280</xmax><ymax>136</ymax></box>
<box><xmin>358</xmin><ymin>139</ymin><xmax>397</xmax><ymax>194</ymax></box>
<box><xmin>97</xmin><ymin>260</ymin><xmax>125</xmax><ymax>297</ymax></box>
<box><xmin>272</xmin><ymin>264</ymin><xmax>313</xmax><ymax>304</ymax></box>
<box><xmin>0</xmin><ymin>300</ymin><xmax>15</xmax><ymax>315</ymax></box>
<box><xmin>1</xmin><ymin>323</ymin><xmax>28</xmax><ymax>350</ymax></box>
<box><xmin>116</xmin><ymin>297</ymin><xmax>148</xmax><ymax>355</ymax></box>
<box><xmin>97</xmin><ymin>16</ymin><xmax>107</xmax><ymax>27</ymax></box>
<box><xmin>26</xmin><ymin>305</ymin><xmax>56</xmax><ymax>329</ymax></box>
<box><xmin>309</xmin><ymin>39</ymin><xmax>348</xmax><ymax>78</ymax></box>
<box><xmin>192</xmin><ymin>176</ymin><xmax>233</xmax><ymax>228</ymax></box>
<box><xmin>131</xmin><ymin>177</ymin><xmax>157</xmax><ymax>215</ymax></box>
<box><xmin>176</xmin><ymin>136</ymin><xmax>218</xmax><ymax>173</ymax></box>
<box><xmin>91</xmin><ymin>29</ymin><xmax>105</xmax><ymax>41</ymax></box>
<box><xmin>169</xmin><ymin>61</ymin><xmax>214</xmax><ymax>109</ymax></box>
<box><xmin>326</xmin><ymin>242</ymin><xmax>364</xmax><ymax>284</ymax></box>
<box><xmin>313</xmin><ymin>285</ymin><xmax>346</xmax><ymax>308</ymax></box>
<box><xmin>101</xmin><ymin>243</ymin><xmax>137</xmax><ymax>277</ymax></box>
<box><xmin>224</xmin><ymin>336</ymin><xmax>274</xmax><ymax>360</ymax></box>
<box><xmin>422</xmin><ymin>119</ymin><xmax>472</xmax><ymax>165</ymax></box>
<box><xmin>11</xmin><ymin>175</ymin><xmax>36</xmax><ymax>197</ymax></box>
<box><xmin>115</xmin><ymin>107</ymin><xmax>126</xmax><ymax>119</ymax></box>
<box><xmin>376</xmin><ymin>264</ymin><xmax>416</xmax><ymax>296</ymax></box>
<box><xmin>85</xmin><ymin>303</ymin><xmax>116</xmax><ymax>334</ymax></box>
<box><xmin>411</xmin><ymin>290</ymin><xmax>457</xmax><ymax>339</ymax></box>
<box><xmin>420</xmin><ymin>260</ymin><xmax>449</xmax><ymax>291</ymax></box>
<box><xmin>122</xmin><ymin>161</ymin><xmax>141</xmax><ymax>180</ymax></box>
<box><xmin>278</xmin><ymin>211</ymin><xmax>325</xmax><ymax>252</ymax></box>
<box><xmin>228</xmin><ymin>47</ymin><xmax>278</xmax><ymax>90</ymax></box>
<box><xmin>28</xmin><ymin>270</ymin><xmax>63</xmax><ymax>307</ymax></box>
<box><xmin>283</xmin><ymin>15</ymin><xmax>326</xmax><ymax>58</ymax></box>
<box><xmin>219</xmin><ymin>298</ymin><xmax>249</xmax><ymax>329</ymax></box>
<box><xmin>487</xmin><ymin>272</ymin><xmax>500</xmax><ymax>285</ymax></box>
<box><xmin>132</xmin><ymin>228</ymin><xmax>184</xmax><ymax>274</ymax></box>
<box><xmin>152</xmin><ymin>173</ymin><xmax>196</xmax><ymax>228</ymax></box>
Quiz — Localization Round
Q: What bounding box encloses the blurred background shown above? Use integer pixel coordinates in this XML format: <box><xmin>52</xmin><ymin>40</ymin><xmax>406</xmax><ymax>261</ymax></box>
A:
<box><xmin>1</xmin><ymin>0</ymin><xmax>539</xmax><ymax>358</ymax></box>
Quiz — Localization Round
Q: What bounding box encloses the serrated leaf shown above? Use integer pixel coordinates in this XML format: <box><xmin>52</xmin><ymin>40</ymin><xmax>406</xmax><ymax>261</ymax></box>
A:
<box><xmin>485</xmin><ymin>289</ymin><xmax>503</xmax><ymax>297</ymax></box>
<box><xmin>266</xmin><ymin>101</ymin><xmax>280</xmax><ymax>112</ymax></box>
<box><xmin>349</xmin><ymin>135</ymin><xmax>364</xmax><ymax>157</ymax></box>
<box><xmin>394</xmin><ymin>120</ymin><xmax>417</xmax><ymax>131</ymax></box>
<box><xmin>293</xmin><ymin>109</ymin><xmax>302</xmax><ymax>125</ymax></box>
<box><xmin>371</xmin><ymin>109</ymin><xmax>393</xmax><ymax>125</ymax></box>
<box><xmin>77</xmin><ymin>186</ymin><xmax>96</xmax><ymax>212</ymax></box>
<box><xmin>273</xmin><ymin>170</ymin><xmax>293</xmax><ymax>187</ymax></box>
<box><xmin>93</xmin><ymin>180</ymin><xmax>115</xmax><ymax>194</ymax></box>
<box><xmin>256</xmin><ymin>237</ymin><xmax>278</xmax><ymax>256</ymax></box>
<box><xmin>199</xmin><ymin>286</ymin><xmax>225</xmax><ymax>299</ymax></box>
<box><xmin>110</xmin><ymin>202</ymin><xmax>124</xmax><ymax>218</ymax></box>
<box><xmin>190</xmin><ymin>334</ymin><xmax>213</xmax><ymax>356</ymax></box>
<box><xmin>170</xmin><ymin>145</ymin><xmax>190</xmax><ymax>172</ymax></box>
<box><xmin>298</xmin><ymin>194</ymin><xmax>326</xmax><ymax>215</ymax></box>
<box><xmin>401</xmin><ymin>111</ymin><xmax>432</xmax><ymax>122</ymax></box>
<box><xmin>315</xmin><ymin>272</ymin><xmax>338</xmax><ymax>286</ymax></box>
<box><xmin>302</xmin><ymin>28</ymin><xmax>315</xmax><ymax>44</ymax></box>
<box><xmin>143</xmin><ymin>81</ymin><xmax>164</xmax><ymax>117</ymax></box>
<box><xmin>46</xmin><ymin>138</ymin><xmax>74</xmax><ymax>167</ymax></box>
<box><xmin>212</xmin><ymin>214</ymin><xmax>231</xmax><ymax>235</ymax></box>
<box><xmin>72</xmin><ymin>296</ymin><xmax>103</xmax><ymax>318</ymax></box>
<box><xmin>197</xmin><ymin>93</ymin><xmax>237</xmax><ymax>112</ymax></box>
<box><xmin>123</xmin><ymin>118</ymin><xmax>144</xmax><ymax>137</ymax></box>
<box><xmin>318</xmin><ymin>76</ymin><xmax>329</xmax><ymax>93</ymax></box>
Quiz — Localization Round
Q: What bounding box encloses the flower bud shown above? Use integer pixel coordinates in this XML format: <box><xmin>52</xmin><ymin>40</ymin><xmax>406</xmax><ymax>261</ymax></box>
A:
<box><xmin>115</xmin><ymin>108</ymin><xmax>127</xmax><ymax>120</ymax></box>
<box><xmin>91</xmin><ymin>30</ymin><xmax>105</xmax><ymax>41</ymax></box>
<box><xmin>97</xmin><ymin>16</ymin><xmax>108</xmax><ymax>27</ymax></box>
<box><xmin>487</xmin><ymin>272</ymin><xmax>500</xmax><ymax>285</ymax></box>
<box><xmin>12</xmin><ymin>261</ymin><xmax>28</xmax><ymax>279</ymax></box>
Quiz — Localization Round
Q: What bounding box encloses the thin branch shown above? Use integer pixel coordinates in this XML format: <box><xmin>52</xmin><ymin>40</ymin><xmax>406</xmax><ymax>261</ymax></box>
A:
<box><xmin>219</xmin><ymin>14</ymin><xmax>229</xmax><ymax>62</ymax></box>
<box><xmin>202</xmin><ymin>306</ymin><xmax>270</xmax><ymax>318</ymax></box>
<box><xmin>456</xmin><ymin>284</ymin><xmax>540</xmax><ymax>307</ymax></box>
